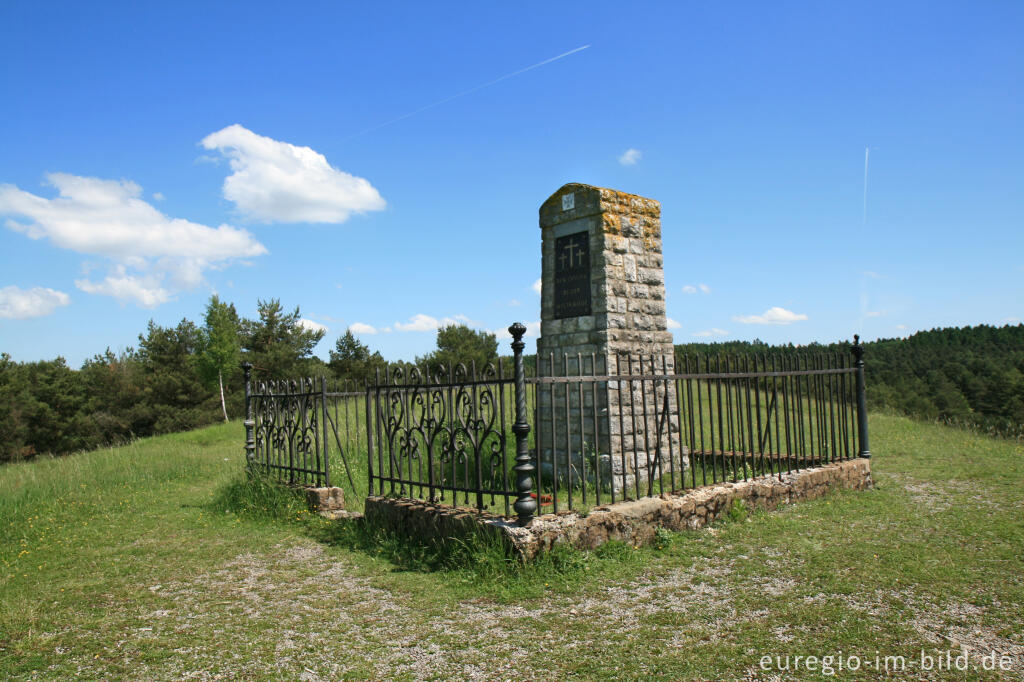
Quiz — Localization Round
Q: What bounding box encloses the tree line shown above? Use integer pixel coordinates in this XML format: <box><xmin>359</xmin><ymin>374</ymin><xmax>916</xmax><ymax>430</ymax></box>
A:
<box><xmin>673</xmin><ymin>323</ymin><xmax>1024</xmax><ymax>439</ymax></box>
<box><xmin>0</xmin><ymin>297</ymin><xmax>500</xmax><ymax>463</ymax></box>
<box><xmin>3</xmin><ymin>312</ymin><xmax>1020</xmax><ymax>463</ymax></box>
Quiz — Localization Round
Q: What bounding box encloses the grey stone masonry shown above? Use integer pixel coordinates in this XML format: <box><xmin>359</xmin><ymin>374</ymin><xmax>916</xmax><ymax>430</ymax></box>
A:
<box><xmin>535</xmin><ymin>184</ymin><xmax>683</xmax><ymax>495</ymax></box>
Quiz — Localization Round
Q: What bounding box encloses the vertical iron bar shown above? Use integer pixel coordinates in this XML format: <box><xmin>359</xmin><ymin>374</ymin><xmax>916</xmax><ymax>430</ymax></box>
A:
<box><xmin>781</xmin><ymin>357</ymin><xmax>793</xmax><ymax>473</ymax></box>
<box><xmin>591</xmin><ymin>352</ymin><xmax>601</xmax><ymax>506</ymax></box>
<box><xmin>685</xmin><ymin>355</ymin><xmax>697</xmax><ymax>489</ymax></box>
<box><xmin>663</xmin><ymin>355</ymin><xmax>676</xmax><ymax>492</ymax></box>
<box><xmin>472</xmin><ymin>360</ymin><xmax>483</xmax><ymax>511</ymax></box>
<box><xmin>794</xmin><ymin>358</ymin><xmax>804</xmax><ymax>465</ymax></box>
<box><xmin>375</xmin><ymin>368</ymin><xmax>386</xmax><ymax>496</ymax></box>
<box><xmin>628</xmin><ymin>354</ymin><xmax>641</xmax><ymax>500</ymax></box>
<box><xmin>846</xmin><ymin>354</ymin><xmax>857</xmax><ymax>459</ymax></box>
<box><xmin>743</xmin><ymin>355</ymin><xmax>755</xmax><ymax>479</ymax></box>
<box><xmin>823</xmin><ymin>356</ymin><xmax>832</xmax><ymax>464</ymax></box>
<box><xmin>805</xmin><ymin>355</ymin><xmax>818</xmax><ymax>466</ymax></box>
<box><xmin>816</xmin><ymin>355</ymin><xmax>827</xmax><ymax>461</ymax></box>
<box><xmin>321</xmin><ymin>377</ymin><xmax>331</xmax><ymax>488</ymax></box>
<box><xmin>715</xmin><ymin>355</ymin><xmax>725</xmax><ymax>483</ymax></box>
<box><xmin>702</xmin><ymin>354</ymin><xmax>713</xmax><ymax>484</ymax></box>
<box><xmin>577</xmin><ymin>352</ymin><xmax>586</xmax><ymax>507</ymax></box>
<box><xmin>640</xmin><ymin>354</ymin><xmax>653</xmax><ymax>497</ymax></box>
<box><xmin>770</xmin><ymin>356</ymin><xmax>782</xmax><ymax>475</ymax></box>
<box><xmin>838</xmin><ymin>355</ymin><xmax>848</xmax><ymax>461</ymax></box>
<box><xmin>725</xmin><ymin>355</ymin><xmax>738</xmax><ymax>481</ymax></box>
<box><xmin>564</xmin><ymin>353</ymin><xmax>572</xmax><ymax>511</ymax></box>
<box><xmin>498</xmin><ymin>356</ymin><xmax>509</xmax><ymax>516</ymax></box>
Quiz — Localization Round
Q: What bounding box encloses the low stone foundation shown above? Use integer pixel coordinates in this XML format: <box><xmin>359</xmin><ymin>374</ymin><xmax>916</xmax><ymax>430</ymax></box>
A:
<box><xmin>362</xmin><ymin>458</ymin><xmax>872</xmax><ymax>560</ymax></box>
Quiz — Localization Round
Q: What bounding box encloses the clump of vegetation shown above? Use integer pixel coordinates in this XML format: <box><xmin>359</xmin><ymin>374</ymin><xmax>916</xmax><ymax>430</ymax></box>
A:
<box><xmin>727</xmin><ymin>498</ymin><xmax>748</xmax><ymax>523</ymax></box>
<box><xmin>210</xmin><ymin>471</ymin><xmax>310</xmax><ymax>521</ymax></box>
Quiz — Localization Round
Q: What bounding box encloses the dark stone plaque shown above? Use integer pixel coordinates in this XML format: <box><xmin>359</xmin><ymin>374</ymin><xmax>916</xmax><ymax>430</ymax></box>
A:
<box><xmin>553</xmin><ymin>231</ymin><xmax>591</xmax><ymax>319</ymax></box>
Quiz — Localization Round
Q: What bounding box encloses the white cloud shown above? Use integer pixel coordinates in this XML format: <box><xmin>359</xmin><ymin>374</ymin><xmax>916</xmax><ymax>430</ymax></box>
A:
<box><xmin>1003</xmin><ymin>317</ymin><xmax>1021</xmax><ymax>324</ymax></box>
<box><xmin>732</xmin><ymin>307</ymin><xmax>808</xmax><ymax>325</ymax></box>
<box><xmin>509</xmin><ymin>299</ymin><xmax>521</xmax><ymax>307</ymax></box>
<box><xmin>0</xmin><ymin>285</ymin><xmax>71</xmax><ymax>319</ymax></box>
<box><xmin>864</xmin><ymin>310</ymin><xmax>884</xmax><ymax>318</ymax></box>
<box><xmin>201</xmin><ymin>124</ymin><xmax>386</xmax><ymax>224</ymax></box>
<box><xmin>0</xmin><ymin>173</ymin><xmax>266</xmax><ymax>306</ymax></box>
<box><xmin>693</xmin><ymin>328</ymin><xmax>729</xmax><ymax>338</ymax></box>
<box><xmin>297</xmin><ymin>318</ymin><xmax>328</xmax><ymax>334</ymax></box>
<box><xmin>682</xmin><ymin>285</ymin><xmax>697</xmax><ymax>294</ymax></box>
<box><xmin>348</xmin><ymin>322</ymin><xmax>378</xmax><ymax>335</ymax></box>
<box><xmin>666</xmin><ymin>318</ymin><xmax>682</xmax><ymax>329</ymax></box>
<box><xmin>75</xmin><ymin>267</ymin><xmax>170</xmax><ymax>308</ymax></box>
<box><xmin>618</xmin><ymin>148</ymin><xmax>642</xmax><ymax>166</ymax></box>
<box><xmin>699</xmin><ymin>283</ymin><xmax>711</xmax><ymax>294</ymax></box>
<box><xmin>683</xmin><ymin>284</ymin><xmax>711</xmax><ymax>295</ymax></box>
<box><xmin>152</xmin><ymin>192</ymin><xmax>165</xmax><ymax>201</ymax></box>
<box><xmin>532</xmin><ymin>278</ymin><xmax>542</xmax><ymax>295</ymax></box>
<box><xmin>393</xmin><ymin>313</ymin><xmax>475</xmax><ymax>332</ymax></box>
<box><xmin>895</xmin><ymin>324</ymin><xmax>908</xmax><ymax>330</ymax></box>
<box><xmin>395</xmin><ymin>313</ymin><xmax>442</xmax><ymax>332</ymax></box>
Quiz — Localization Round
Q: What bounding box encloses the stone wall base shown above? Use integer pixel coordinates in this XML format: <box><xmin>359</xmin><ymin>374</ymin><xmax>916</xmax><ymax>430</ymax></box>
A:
<box><xmin>362</xmin><ymin>458</ymin><xmax>872</xmax><ymax>560</ymax></box>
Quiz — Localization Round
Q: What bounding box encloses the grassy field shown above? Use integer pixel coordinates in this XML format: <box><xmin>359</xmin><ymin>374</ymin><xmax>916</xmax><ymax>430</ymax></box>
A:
<box><xmin>1</xmin><ymin>413</ymin><xmax>1022</xmax><ymax>679</ymax></box>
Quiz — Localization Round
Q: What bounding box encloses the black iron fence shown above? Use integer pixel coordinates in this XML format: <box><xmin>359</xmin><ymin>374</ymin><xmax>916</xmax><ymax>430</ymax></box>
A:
<box><xmin>243</xmin><ymin>326</ymin><xmax>871</xmax><ymax>525</ymax></box>
<box><xmin>528</xmin><ymin>347</ymin><xmax>866</xmax><ymax>516</ymax></box>
<box><xmin>243</xmin><ymin>371</ymin><xmax>331</xmax><ymax>487</ymax></box>
<box><xmin>365</xmin><ymin>362</ymin><xmax>518</xmax><ymax>515</ymax></box>
<box><xmin>242</xmin><ymin>368</ymin><xmax>362</xmax><ymax>491</ymax></box>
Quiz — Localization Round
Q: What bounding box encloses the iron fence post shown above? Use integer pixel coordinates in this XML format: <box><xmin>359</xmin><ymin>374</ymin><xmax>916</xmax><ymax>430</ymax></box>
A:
<box><xmin>242</xmin><ymin>362</ymin><xmax>256</xmax><ymax>473</ymax></box>
<box><xmin>851</xmin><ymin>335</ymin><xmax>871</xmax><ymax>458</ymax></box>
<box><xmin>509</xmin><ymin>322</ymin><xmax>537</xmax><ymax>526</ymax></box>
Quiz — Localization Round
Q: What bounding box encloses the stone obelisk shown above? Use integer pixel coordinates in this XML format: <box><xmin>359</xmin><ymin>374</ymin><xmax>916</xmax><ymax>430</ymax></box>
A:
<box><xmin>535</xmin><ymin>183</ymin><xmax>682</xmax><ymax>495</ymax></box>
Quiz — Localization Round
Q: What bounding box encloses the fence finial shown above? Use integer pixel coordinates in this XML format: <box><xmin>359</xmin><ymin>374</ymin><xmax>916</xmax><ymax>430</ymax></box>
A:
<box><xmin>509</xmin><ymin>322</ymin><xmax>537</xmax><ymax>525</ymax></box>
<box><xmin>851</xmin><ymin>336</ymin><xmax>871</xmax><ymax>458</ymax></box>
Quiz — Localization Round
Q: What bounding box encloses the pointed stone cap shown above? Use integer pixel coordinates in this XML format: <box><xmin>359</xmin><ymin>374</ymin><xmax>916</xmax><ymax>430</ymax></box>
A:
<box><xmin>539</xmin><ymin>183</ymin><xmax>660</xmax><ymax>228</ymax></box>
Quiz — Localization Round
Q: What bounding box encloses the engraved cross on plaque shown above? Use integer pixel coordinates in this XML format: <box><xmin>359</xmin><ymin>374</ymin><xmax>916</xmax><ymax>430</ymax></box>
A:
<box><xmin>553</xmin><ymin>231</ymin><xmax>591</xmax><ymax>319</ymax></box>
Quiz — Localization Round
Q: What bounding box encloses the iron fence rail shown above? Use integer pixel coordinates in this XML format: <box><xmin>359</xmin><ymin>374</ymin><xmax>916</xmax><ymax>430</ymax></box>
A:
<box><xmin>242</xmin><ymin>326</ymin><xmax>871</xmax><ymax>526</ymax></box>
<box><xmin>527</xmin><ymin>351</ymin><xmax>860</xmax><ymax>514</ymax></box>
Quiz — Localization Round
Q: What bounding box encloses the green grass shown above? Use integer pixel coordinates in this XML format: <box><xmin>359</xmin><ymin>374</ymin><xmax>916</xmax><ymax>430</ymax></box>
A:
<box><xmin>2</xmin><ymin>413</ymin><xmax>1023</xmax><ymax>679</ymax></box>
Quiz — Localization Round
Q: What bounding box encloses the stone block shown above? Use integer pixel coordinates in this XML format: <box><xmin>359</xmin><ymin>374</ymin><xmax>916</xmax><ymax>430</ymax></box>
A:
<box><xmin>307</xmin><ymin>487</ymin><xmax>345</xmax><ymax>511</ymax></box>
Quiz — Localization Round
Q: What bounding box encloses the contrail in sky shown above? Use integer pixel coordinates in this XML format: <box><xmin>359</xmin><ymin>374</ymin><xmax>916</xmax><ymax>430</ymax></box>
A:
<box><xmin>862</xmin><ymin>147</ymin><xmax>870</xmax><ymax>226</ymax></box>
<box><xmin>345</xmin><ymin>44</ymin><xmax>591</xmax><ymax>140</ymax></box>
<box><xmin>859</xmin><ymin>146</ymin><xmax>871</xmax><ymax>334</ymax></box>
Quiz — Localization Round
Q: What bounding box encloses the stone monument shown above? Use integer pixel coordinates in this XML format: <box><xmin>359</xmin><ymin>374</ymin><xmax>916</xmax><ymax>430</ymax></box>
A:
<box><xmin>535</xmin><ymin>183</ymin><xmax>683</xmax><ymax>495</ymax></box>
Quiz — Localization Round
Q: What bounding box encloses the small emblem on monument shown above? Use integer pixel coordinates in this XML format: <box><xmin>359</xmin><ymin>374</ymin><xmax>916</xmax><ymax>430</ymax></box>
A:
<box><xmin>561</xmin><ymin>192</ymin><xmax>575</xmax><ymax>211</ymax></box>
<box><xmin>553</xmin><ymin>231</ymin><xmax>590</xmax><ymax>319</ymax></box>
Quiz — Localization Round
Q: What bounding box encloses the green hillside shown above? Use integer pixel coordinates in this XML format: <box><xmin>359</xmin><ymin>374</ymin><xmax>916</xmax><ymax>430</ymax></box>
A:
<box><xmin>2</xmin><ymin>413</ymin><xmax>1022</xmax><ymax>679</ymax></box>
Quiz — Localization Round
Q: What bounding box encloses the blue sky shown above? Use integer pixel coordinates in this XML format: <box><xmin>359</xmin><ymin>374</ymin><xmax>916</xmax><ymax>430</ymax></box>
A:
<box><xmin>1</xmin><ymin>1</ymin><xmax>1021</xmax><ymax>366</ymax></box>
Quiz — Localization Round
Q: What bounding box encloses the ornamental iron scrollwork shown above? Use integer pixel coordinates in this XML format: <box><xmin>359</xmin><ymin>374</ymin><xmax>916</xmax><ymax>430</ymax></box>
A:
<box><xmin>250</xmin><ymin>377</ymin><xmax>327</xmax><ymax>487</ymax></box>
<box><xmin>369</xmin><ymin>360</ymin><xmax>514</xmax><ymax>514</ymax></box>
